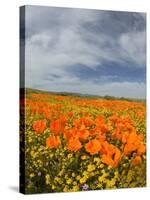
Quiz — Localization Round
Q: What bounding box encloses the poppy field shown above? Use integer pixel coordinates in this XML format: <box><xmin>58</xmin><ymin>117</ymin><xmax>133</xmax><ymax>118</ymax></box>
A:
<box><xmin>20</xmin><ymin>90</ymin><xmax>146</xmax><ymax>194</ymax></box>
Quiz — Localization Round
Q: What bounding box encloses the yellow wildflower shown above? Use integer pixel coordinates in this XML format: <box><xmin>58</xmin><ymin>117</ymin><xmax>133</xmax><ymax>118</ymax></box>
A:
<box><xmin>72</xmin><ymin>185</ymin><xmax>79</xmax><ymax>191</ymax></box>
<box><xmin>73</xmin><ymin>181</ymin><xmax>77</xmax><ymax>185</ymax></box>
<box><xmin>45</xmin><ymin>174</ymin><xmax>50</xmax><ymax>185</ymax></box>
<box><xmin>66</xmin><ymin>178</ymin><xmax>72</xmax><ymax>185</ymax></box>
<box><xmin>58</xmin><ymin>170</ymin><xmax>64</xmax><ymax>176</ymax></box>
<box><xmin>99</xmin><ymin>164</ymin><xmax>104</xmax><ymax>168</ymax></box>
<box><xmin>72</xmin><ymin>172</ymin><xmax>75</xmax><ymax>177</ymax></box>
<box><xmin>80</xmin><ymin>177</ymin><xmax>87</xmax><ymax>184</ymax></box>
<box><xmin>94</xmin><ymin>157</ymin><xmax>100</xmax><ymax>163</ymax></box>
<box><xmin>52</xmin><ymin>185</ymin><xmax>56</xmax><ymax>190</ymax></box>
<box><xmin>67</xmin><ymin>154</ymin><xmax>73</xmax><ymax>159</ymax></box>
<box><xmin>83</xmin><ymin>171</ymin><xmax>89</xmax><ymax>176</ymax></box>
<box><xmin>63</xmin><ymin>186</ymin><xmax>69</xmax><ymax>192</ymax></box>
<box><xmin>54</xmin><ymin>177</ymin><xmax>61</xmax><ymax>182</ymax></box>
<box><xmin>98</xmin><ymin>176</ymin><xmax>105</xmax><ymax>183</ymax></box>
<box><xmin>81</xmin><ymin>155</ymin><xmax>87</xmax><ymax>160</ymax></box>
<box><xmin>87</xmin><ymin>164</ymin><xmax>96</xmax><ymax>172</ymax></box>
<box><xmin>106</xmin><ymin>179</ymin><xmax>116</xmax><ymax>188</ymax></box>
<box><xmin>30</xmin><ymin>173</ymin><xmax>35</xmax><ymax>178</ymax></box>
<box><xmin>28</xmin><ymin>137</ymin><xmax>32</xmax><ymax>143</ymax></box>
<box><xmin>76</xmin><ymin>175</ymin><xmax>81</xmax><ymax>180</ymax></box>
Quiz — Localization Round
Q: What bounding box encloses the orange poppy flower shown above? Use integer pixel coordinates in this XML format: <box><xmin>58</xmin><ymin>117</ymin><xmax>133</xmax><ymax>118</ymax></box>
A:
<box><xmin>101</xmin><ymin>141</ymin><xmax>115</xmax><ymax>156</ymax></box>
<box><xmin>33</xmin><ymin>120</ymin><xmax>46</xmax><ymax>134</ymax></box>
<box><xmin>50</xmin><ymin>116</ymin><xmax>66</xmax><ymax>135</ymax></box>
<box><xmin>67</xmin><ymin>137</ymin><xmax>82</xmax><ymax>152</ymax></box>
<box><xmin>137</xmin><ymin>144</ymin><xmax>146</xmax><ymax>155</ymax></box>
<box><xmin>101</xmin><ymin>147</ymin><xmax>121</xmax><ymax>168</ymax></box>
<box><xmin>124</xmin><ymin>143</ymin><xmax>136</xmax><ymax>156</ymax></box>
<box><xmin>100</xmin><ymin>124</ymin><xmax>109</xmax><ymax>134</ymax></box>
<box><xmin>67</xmin><ymin>111</ymin><xmax>74</xmax><ymax>118</ymax></box>
<box><xmin>78</xmin><ymin>129</ymin><xmax>90</xmax><ymax>141</ymax></box>
<box><xmin>64</xmin><ymin>128</ymin><xmax>78</xmax><ymax>141</ymax></box>
<box><xmin>121</xmin><ymin>132</ymin><xmax>129</xmax><ymax>144</ymax></box>
<box><xmin>73</xmin><ymin>119</ymin><xmax>80</xmax><ymax>128</ymax></box>
<box><xmin>132</xmin><ymin>155</ymin><xmax>142</xmax><ymax>165</ymax></box>
<box><xmin>113</xmin><ymin>148</ymin><xmax>121</xmax><ymax>167</ymax></box>
<box><xmin>44</xmin><ymin>109</ymin><xmax>51</xmax><ymax>120</ymax></box>
<box><xmin>82</xmin><ymin>117</ymin><xmax>94</xmax><ymax>127</ymax></box>
<box><xmin>112</xmin><ymin>127</ymin><xmax>122</xmax><ymax>141</ymax></box>
<box><xmin>46</xmin><ymin>135</ymin><xmax>61</xmax><ymax>148</ymax></box>
<box><xmin>78</xmin><ymin>124</ymin><xmax>90</xmax><ymax>140</ymax></box>
<box><xmin>50</xmin><ymin>120</ymin><xmax>61</xmax><ymax>134</ymax></box>
<box><xmin>109</xmin><ymin>114</ymin><xmax>118</xmax><ymax>123</ymax></box>
<box><xmin>98</xmin><ymin>133</ymin><xmax>106</xmax><ymax>142</ymax></box>
<box><xmin>123</xmin><ymin>132</ymin><xmax>145</xmax><ymax>156</ymax></box>
<box><xmin>90</xmin><ymin>127</ymin><xmax>100</xmax><ymax>136</ymax></box>
<box><xmin>101</xmin><ymin>154</ymin><xmax>114</xmax><ymax>167</ymax></box>
<box><xmin>95</xmin><ymin>116</ymin><xmax>104</xmax><ymax>125</ymax></box>
<box><xmin>85</xmin><ymin>139</ymin><xmax>101</xmax><ymax>155</ymax></box>
<box><xmin>126</xmin><ymin>123</ymin><xmax>135</xmax><ymax>133</ymax></box>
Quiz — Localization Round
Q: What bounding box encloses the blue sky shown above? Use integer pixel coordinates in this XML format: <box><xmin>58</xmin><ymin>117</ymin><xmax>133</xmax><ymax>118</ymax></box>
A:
<box><xmin>24</xmin><ymin>6</ymin><xmax>146</xmax><ymax>98</ymax></box>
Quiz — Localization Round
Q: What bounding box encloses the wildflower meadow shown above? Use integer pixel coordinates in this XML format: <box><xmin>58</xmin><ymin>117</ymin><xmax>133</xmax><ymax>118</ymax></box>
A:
<box><xmin>20</xmin><ymin>89</ymin><xmax>146</xmax><ymax>194</ymax></box>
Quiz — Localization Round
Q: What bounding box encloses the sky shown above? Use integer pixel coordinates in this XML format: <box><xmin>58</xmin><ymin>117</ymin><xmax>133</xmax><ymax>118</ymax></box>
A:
<box><xmin>23</xmin><ymin>5</ymin><xmax>146</xmax><ymax>99</ymax></box>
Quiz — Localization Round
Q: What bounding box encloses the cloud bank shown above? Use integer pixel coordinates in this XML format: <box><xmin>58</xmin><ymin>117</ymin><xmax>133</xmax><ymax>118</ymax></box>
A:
<box><xmin>24</xmin><ymin>6</ymin><xmax>146</xmax><ymax>98</ymax></box>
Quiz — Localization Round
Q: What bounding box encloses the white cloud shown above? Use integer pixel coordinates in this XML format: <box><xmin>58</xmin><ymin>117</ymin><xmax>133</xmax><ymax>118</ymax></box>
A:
<box><xmin>24</xmin><ymin>6</ymin><xmax>146</xmax><ymax>98</ymax></box>
<box><xmin>32</xmin><ymin>77</ymin><xmax>146</xmax><ymax>99</ymax></box>
<box><xmin>119</xmin><ymin>31</ymin><xmax>146</xmax><ymax>67</ymax></box>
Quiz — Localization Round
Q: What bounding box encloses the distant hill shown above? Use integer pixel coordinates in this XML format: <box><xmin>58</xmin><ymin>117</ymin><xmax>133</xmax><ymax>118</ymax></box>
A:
<box><xmin>21</xmin><ymin>87</ymin><xmax>146</xmax><ymax>103</ymax></box>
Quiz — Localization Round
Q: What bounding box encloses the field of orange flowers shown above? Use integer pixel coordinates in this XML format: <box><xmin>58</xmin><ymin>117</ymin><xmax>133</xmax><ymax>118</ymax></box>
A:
<box><xmin>20</xmin><ymin>90</ymin><xmax>146</xmax><ymax>193</ymax></box>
